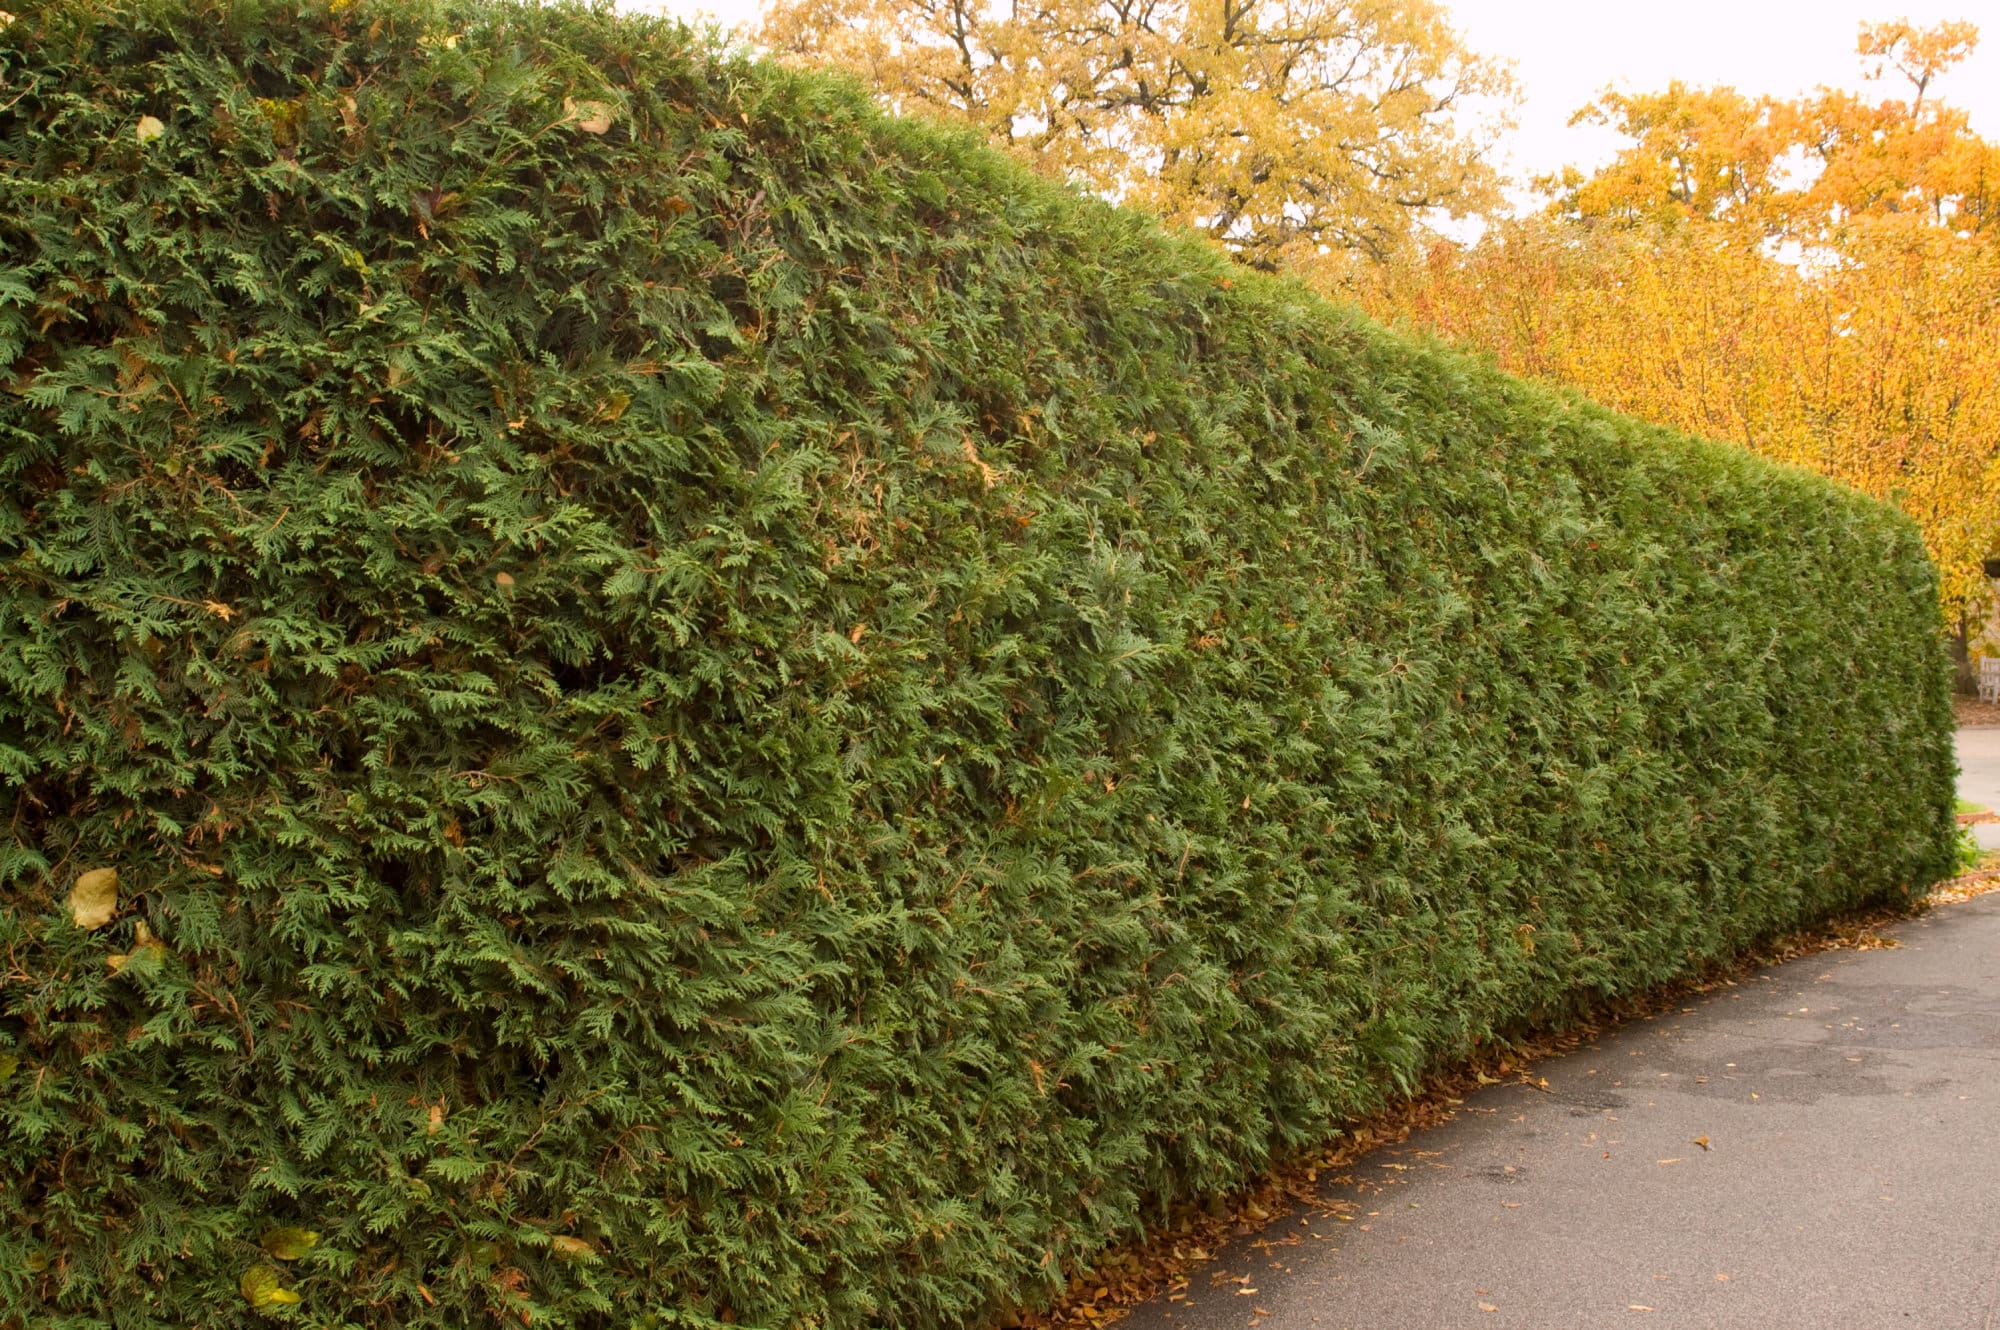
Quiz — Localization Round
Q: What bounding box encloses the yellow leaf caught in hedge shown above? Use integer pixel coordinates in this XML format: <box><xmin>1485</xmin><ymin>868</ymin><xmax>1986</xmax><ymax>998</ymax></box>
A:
<box><xmin>564</xmin><ymin>98</ymin><xmax>615</xmax><ymax>134</ymax></box>
<box><xmin>136</xmin><ymin>115</ymin><xmax>165</xmax><ymax>143</ymax></box>
<box><xmin>239</xmin><ymin>1263</ymin><xmax>302</xmax><ymax>1307</ymax></box>
<box><xmin>110</xmin><ymin>921</ymin><xmax>168</xmax><ymax>976</ymax></box>
<box><xmin>260</xmin><ymin>1227</ymin><xmax>319</xmax><ymax>1261</ymax></box>
<box><xmin>69</xmin><ymin>868</ymin><xmax>119</xmax><ymax>930</ymax></box>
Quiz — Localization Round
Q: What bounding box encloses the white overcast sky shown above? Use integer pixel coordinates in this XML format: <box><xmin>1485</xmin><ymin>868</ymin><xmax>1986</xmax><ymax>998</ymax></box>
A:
<box><xmin>625</xmin><ymin>0</ymin><xmax>2000</xmax><ymax>199</ymax></box>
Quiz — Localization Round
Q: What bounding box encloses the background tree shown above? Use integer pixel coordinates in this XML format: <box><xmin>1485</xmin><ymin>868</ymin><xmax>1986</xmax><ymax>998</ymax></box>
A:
<box><xmin>1365</xmin><ymin>20</ymin><xmax>2000</xmax><ymax>644</ymax></box>
<box><xmin>758</xmin><ymin>0</ymin><xmax>1514</xmax><ymax>266</ymax></box>
<box><xmin>1543</xmin><ymin>20</ymin><xmax>1998</xmax><ymax>242</ymax></box>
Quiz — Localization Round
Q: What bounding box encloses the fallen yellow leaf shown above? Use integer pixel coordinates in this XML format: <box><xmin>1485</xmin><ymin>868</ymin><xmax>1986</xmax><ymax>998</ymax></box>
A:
<box><xmin>1693</xmin><ymin>1136</ymin><xmax>1711</xmax><ymax>1151</ymax></box>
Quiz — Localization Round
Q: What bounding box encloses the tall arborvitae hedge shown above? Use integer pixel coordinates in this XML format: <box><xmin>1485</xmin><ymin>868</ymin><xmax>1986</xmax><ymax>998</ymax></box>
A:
<box><xmin>0</xmin><ymin>2</ymin><xmax>1957</xmax><ymax>1326</ymax></box>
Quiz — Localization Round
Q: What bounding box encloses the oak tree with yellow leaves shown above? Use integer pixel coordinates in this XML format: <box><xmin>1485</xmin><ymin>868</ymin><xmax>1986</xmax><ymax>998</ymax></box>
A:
<box><xmin>759</xmin><ymin>0</ymin><xmax>1513</xmax><ymax>265</ymax></box>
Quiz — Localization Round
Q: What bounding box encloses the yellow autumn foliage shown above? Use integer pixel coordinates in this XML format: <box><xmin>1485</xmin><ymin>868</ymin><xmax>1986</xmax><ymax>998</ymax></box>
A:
<box><xmin>1361</xmin><ymin>21</ymin><xmax>2000</xmax><ymax>625</ymax></box>
<box><xmin>759</xmin><ymin>0</ymin><xmax>1512</xmax><ymax>265</ymax></box>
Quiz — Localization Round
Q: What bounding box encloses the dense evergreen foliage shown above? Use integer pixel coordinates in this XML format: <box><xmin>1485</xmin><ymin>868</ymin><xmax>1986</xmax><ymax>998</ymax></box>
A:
<box><xmin>0</xmin><ymin>3</ymin><xmax>1956</xmax><ymax>1326</ymax></box>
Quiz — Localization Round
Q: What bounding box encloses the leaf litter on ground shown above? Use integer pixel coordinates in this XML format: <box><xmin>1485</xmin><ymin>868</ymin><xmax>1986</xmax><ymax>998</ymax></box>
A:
<box><xmin>1018</xmin><ymin>871</ymin><xmax>2000</xmax><ymax>1328</ymax></box>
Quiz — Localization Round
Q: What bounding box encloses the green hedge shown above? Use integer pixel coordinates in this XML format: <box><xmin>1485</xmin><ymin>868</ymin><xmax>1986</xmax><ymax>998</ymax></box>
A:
<box><xmin>0</xmin><ymin>3</ymin><xmax>1956</xmax><ymax>1326</ymax></box>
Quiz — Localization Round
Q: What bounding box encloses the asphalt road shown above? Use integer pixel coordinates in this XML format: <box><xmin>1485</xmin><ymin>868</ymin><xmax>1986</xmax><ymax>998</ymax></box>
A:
<box><xmin>1118</xmin><ymin>885</ymin><xmax>2000</xmax><ymax>1328</ymax></box>
<box><xmin>1958</xmin><ymin>726</ymin><xmax>2000</xmax><ymax>849</ymax></box>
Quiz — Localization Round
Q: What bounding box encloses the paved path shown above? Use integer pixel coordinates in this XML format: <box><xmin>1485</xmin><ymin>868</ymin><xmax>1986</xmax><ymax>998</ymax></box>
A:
<box><xmin>1958</xmin><ymin>726</ymin><xmax>2000</xmax><ymax>849</ymax></box>
<box><xmin>1120</xmin><ymin>890</ymin><xmax>2000</xmax><ymax>1328</ymax></box>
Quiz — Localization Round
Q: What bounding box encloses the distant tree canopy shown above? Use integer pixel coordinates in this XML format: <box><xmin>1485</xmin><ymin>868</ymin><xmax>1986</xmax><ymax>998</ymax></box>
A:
<box><xmin>1544</xmin><ymin>20</ymin><xmax>1998</xmax><ymax>241</ymax></box>
<box><xmin>758</xmin><ymin>0</ymin><xmax>1513</xmax><ymax>266</ymax></box>
<box><xmin>1362</xmin><ymin>21</ymin><xmax>2000</xmax><ymax>624</ymax></box>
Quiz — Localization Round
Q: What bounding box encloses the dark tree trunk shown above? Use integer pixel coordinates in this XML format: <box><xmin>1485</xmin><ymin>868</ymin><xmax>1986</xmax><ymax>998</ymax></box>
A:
<box><xmin>1950</xmin><ymin>612</ymin><xmax>1978</xmax><ymax>695</ymax></box>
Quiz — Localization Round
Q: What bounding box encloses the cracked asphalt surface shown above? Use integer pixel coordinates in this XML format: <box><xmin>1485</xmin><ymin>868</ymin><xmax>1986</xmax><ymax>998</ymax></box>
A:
<box><xmin>1116</xmin><ymin>740</ymin><xmax>2000</xmax><ymax>1330</ymax></box>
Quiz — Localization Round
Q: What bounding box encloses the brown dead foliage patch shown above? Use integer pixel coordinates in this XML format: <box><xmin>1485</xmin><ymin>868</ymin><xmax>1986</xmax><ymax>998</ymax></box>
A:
<box><xmin>1017</xmin><ymin>872</ymin><xmax>2000</xmax><ymax>1328</ymax></box>
<box><xmin>1930</xmin><ymin>866</ymin><xmax>2000</xmax><ymax>906</ymax></box>
<box><xmin>1954</xmin><ymin>695</ymin><xmax>2000</xmax><ymax>728</ymax></box>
